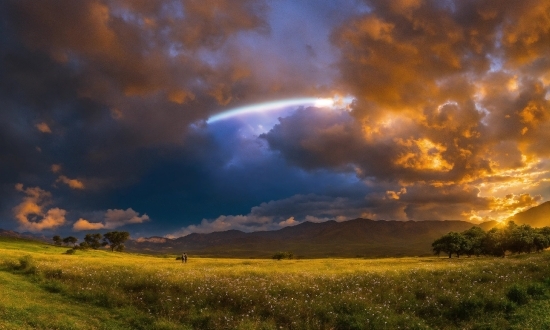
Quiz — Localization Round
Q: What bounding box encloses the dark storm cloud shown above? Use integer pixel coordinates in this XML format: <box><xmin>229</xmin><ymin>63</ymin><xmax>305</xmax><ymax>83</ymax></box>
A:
<box><xmin>3</xmin><ymin>0</ymin><xmax>272</xmax><ymax>143</ymax></box>
<box><xmin>0</xmin><ymin>0</ymin><xmax>279</xmax><ymax>234</ymax></box>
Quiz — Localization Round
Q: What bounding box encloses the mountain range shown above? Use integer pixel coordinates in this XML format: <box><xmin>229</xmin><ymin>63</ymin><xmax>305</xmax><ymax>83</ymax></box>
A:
<box><xmin>2</xmin><ymin>201</ymin><xmax>548</xmax><ymax>258</ymax></box>
<box><xmin>125</xmin><ymin>219</ymin><xmax>498</xmax><ymax>258</ymax></box>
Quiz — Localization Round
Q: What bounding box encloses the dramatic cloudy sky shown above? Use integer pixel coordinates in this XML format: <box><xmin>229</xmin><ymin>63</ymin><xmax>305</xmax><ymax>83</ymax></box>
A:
<box><xmin>1</xmin><ymin>0</ymin><xmax>550</xmax><ymax>238</ymax></box>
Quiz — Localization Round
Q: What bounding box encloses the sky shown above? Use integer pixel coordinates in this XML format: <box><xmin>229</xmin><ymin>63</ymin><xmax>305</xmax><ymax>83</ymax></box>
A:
<box><xmin>1</xmin><ymin>0</ymin><xmax>550</xmax><ymax>239</ymax></box>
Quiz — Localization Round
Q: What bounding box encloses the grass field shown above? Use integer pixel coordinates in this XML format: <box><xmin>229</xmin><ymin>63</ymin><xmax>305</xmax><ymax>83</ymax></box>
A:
<box><xmin>2</xmin><ymin>237</ymin><xmax>550</xmax><ymax>329</ymax></box>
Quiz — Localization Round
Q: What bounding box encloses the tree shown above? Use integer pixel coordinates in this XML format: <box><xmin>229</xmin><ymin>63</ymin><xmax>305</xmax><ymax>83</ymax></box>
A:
<box><xmin>103</xmin><ymin>231</ymin><xmax>130</xmax><ymax>252</ymax></box>
<box><xmin>483</xmin><ymin>228</ymin><xmax>507</xmax><ymax>257</ymax></box>
<box><xmin>432</xmin><ymin>232</ymin><xmax>468</xmax><ymax>258</ymax></box>
<box><xmin>533</xmin><ymin>233</ymin><xmax>549</xmax><ymax>252</ymax></box>
<box><xmin>462</xmin><ymin>226</ymin><xmax>486</xmax><ymax>257</ymax></box>
<box><xmin>63</xmin><ymin>236</ymin><xmax>78</xmax><ymax>247</ymax></box>
<box><xmin>84</xmin><ymin>233</ymin><xmax>103</xmax><ymax>249</ymax></box>
<box><xmin>52</xmin><ymin>235</ymin><xmax>62</xmax><ymax>246</ymax></box>
<box><xmin>508</xmin><ymin>224</ymin><xmax>536</xmax><ymax>254</ymax></box>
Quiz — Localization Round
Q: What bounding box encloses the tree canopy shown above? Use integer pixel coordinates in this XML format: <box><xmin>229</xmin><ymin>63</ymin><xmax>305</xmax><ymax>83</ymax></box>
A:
<box><xmin>433</xmin><ymin>222</ymin><xmax>550</xmax><ymax>258</ymax></box>
<box><xmin>52</xmin><ymin>235</ymin><xmax>62</xmax><ymax>246</ymax></box>
<box><xmin>81</xmin><ymin>233</ymin><xmax>103</xmax><ymax>250</ymax></box>
<box><xmin>62</xmin><ymin>236</ymin><xmax>78</xmax><ymax>247</ymax></box>
<box><xmin>103</xmin><ymin>231</ymin><xmax>130</xmax><ymax>252</ymax></box>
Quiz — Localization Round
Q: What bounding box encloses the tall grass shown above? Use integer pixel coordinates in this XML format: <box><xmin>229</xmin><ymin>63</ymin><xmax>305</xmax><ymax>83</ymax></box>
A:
<box><xmin>2</xmin><ymin>238</ymin><xmax>550</xmax><ymax>329</ymax></box>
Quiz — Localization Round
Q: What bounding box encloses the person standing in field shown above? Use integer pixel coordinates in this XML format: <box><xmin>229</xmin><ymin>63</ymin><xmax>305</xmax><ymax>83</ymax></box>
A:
<box><xmin>181</xmin><ymin>253</ymin><xmax>185</xmax><ymax>263</ymax></box>
<box><xmin>183</xmin><ymin>253</ymin><xmax>188</xmax><ymax>263</ymax></box>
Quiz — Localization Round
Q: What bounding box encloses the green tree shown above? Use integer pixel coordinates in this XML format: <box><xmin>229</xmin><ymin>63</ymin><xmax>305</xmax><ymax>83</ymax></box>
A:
<box><xmin>52</xmin><ymin>235</ymin><xmax>62</xmax><ymax>246</ymax></box>
<box><xmin>103</xmin><ymin>231</ymin><xmax>130</xmax><ymax>252</ymax></box>
<box><xmin>483</xmin><ymin>228</ymin><xmax>507</xmax><ymax>257</ymax></box>
<box><xmin>462</xmin><ymin>226</ymin><xmax>486</xmax><ymax>257</ymax></box>
<box><xmin>432</xmin><ymin>232</ymin><xmax>468</xmax><ymax>258</ymax></box>
<box><xmin>533</xmin><ymin>233</ymin><xmax>549</xmax><ymax>252</ymax></box>
<box><xmin>508</xmin><ymin>224</ymin><xmax>536</xmax><ymax>253</ymax></box>
<box><xmin>84</xmin><ymin>233</ymin><xmax>103</xmax><ymax>249</ymax></box>
<box><xmin>63</xmin><ymin>236</ymin><xmax>78</xmax><ymax>247</ymax></box>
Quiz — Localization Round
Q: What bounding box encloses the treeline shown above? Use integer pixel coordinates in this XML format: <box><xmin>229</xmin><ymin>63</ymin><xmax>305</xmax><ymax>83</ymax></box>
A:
<box><xmin>52</xmin><ymin>231</ymin><xmax>129</xmax><ymax>252</ymax></box>
<box><xmin>432</xmin><ymin>221</ymin><xmax>550</xmax><ymax>258</ymax></box>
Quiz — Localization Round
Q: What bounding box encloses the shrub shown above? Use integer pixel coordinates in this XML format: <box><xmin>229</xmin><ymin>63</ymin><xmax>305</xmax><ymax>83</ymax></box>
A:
<box><xmin>43</xmin><ymin>268</ymin><xmax>63</xmax><ymax>279</ymax></box>
<box><xmin>17</xmin><ymin>255</ymin><xmax>38</xmax><ymax>274</ymax></box>
<box><xmin>527</xmin><ymin>283</ymin><xmax>546</xmax><ymax>299</ymax></box>
<box><xmin>447</xmin><ymin>298</ymin><xmax>483</xmax><ymax>321</ymax></box>
<box><xmin>42</xmin><ymin>280</ymin><xmax>65</xmax><ymax>293</ymax></box>
<box><xmin>272</xmin><ymin>252</ymin><xmax>293</xmax><ymax>260</ymax></box>
<box><xmin>506</xmin><ymin>285</ymin><xmax>529</xmax><ymax>305</ymax></box>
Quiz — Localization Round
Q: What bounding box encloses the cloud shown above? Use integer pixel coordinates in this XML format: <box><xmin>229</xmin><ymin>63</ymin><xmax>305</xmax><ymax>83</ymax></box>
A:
<box><xmin>3</xmin><ymin>0</ymin><xmax>272</xmax><ymax>140</ymax></box>
<box><xmin>73</xmin><ymin>218</ymin><xmax>104</xmax><ymax>231</ymax></box>
<box><xmin>73</xmin><ymin>207</ymin><xmax>149</xmax><ymax>231</ymax></box>
<box><xmin>104</xmin><ymin>208</ymin><xmax>149</xmax><ymax>228</ymax></box>
<box><xmin>35</xmin><ymin>122</ymin><xmax>52</xmax><ymax>133</ymax></box>
<box><xmin>13</xmin><ymin>183</ymin><xmax>66</xmax><ymax>232</ymax></box>
<box><xmin>57</xmin><ymin>175</ymin><xmax>85</xmax><ymax>189</ymax></box>
<box><xmin>168</xmin><ymin>193</ymin><xmax>368</xmax><ymax>237</ymax></box>
<box><xmin>51</xmin><ymin>164</ymin><xmax>62</xmax><ymax>173</ymax></box>
<box><xmin>256</xmin><ymin>0</ymin><xmax>550</xmax><ymax>224</ymax></box>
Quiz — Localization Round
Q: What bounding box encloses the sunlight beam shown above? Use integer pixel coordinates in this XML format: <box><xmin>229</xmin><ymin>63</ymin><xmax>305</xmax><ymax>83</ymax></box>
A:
<box><xmin>207</xmin><ymin>97</ymin><xmax>335</xmax><ymax>123</ymax></box>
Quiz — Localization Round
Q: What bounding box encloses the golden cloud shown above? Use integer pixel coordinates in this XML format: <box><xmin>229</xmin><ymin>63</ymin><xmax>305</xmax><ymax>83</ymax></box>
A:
<box><xmin>73</xmin><ymin>218</ymin><xmax>104</xmax><ymax>231</ymax></box>
<box><xmin>35</xmin><ymin>122</ymin><xmax>52</xmax><ymax>133</ymax></box>
<box><xmin>57</xmin><ymin>175</ymin><xmax>85</xmax><ymax>190</ymax></box>
<box><xmin>13</xmin><ymin>184</ymin><xmax>66</xmax><ymax>232</ymax></box>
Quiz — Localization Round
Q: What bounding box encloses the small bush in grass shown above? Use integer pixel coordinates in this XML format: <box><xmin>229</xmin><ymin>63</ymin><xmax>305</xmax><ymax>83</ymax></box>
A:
<box><xmin>272</xmin><ymin>251</ymin><xmax>293</xmax><ymax>260</ymax></box>
<box><xmin>484</xmin><ymin>298</ymin><xmax>515</xmax><ymax>314</ymax></box>
<box><xmin>17</xmin><ymin>255</ymin><xmax>38</xmax><ymax>274</ymax></box>
<box><xmin>507</xmin><ymin>285</ymin><xmax>529</xmax><ymax>305</ymax></box>
<box><xmin>414</xmin><ymin>289</ymin><xmax>427</xmax><ymax>300</ymax></box>
<box><xmin>42</xmin><ymin>280</ymin><xmax>65</xmax><ymax>293</ymax></box>
<box><xmin>65</xmin><ymin>249</ymin><xmax>76</xmax><ymax>255</ymax></box>
<box><xmin>43</xmin><ymin>268</ymin><xmax>63</xmax><ymax>279</ymax></box>
<box><xmin>447</xmin><ymin>298</ymin><xmax>484</xmax><ymax>321</ymax></box>
<box><xmin>527</xmin><ymin>283</ymin><xmax>546</xmax><ymax>299</ymax></box>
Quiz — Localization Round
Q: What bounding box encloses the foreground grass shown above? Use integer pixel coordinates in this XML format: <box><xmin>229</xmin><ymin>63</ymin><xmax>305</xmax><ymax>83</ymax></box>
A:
<box><xmin>2</xmin><ymin>237</ymin><xmax>550</xmax><ymax>329</ymax></box>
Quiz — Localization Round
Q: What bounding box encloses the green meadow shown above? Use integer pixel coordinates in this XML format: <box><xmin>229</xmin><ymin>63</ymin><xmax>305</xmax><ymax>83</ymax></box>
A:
<box><xmin>2</xmin><ymin>237</ymin><xmax>550</xmax><ymax>329</ymax></box>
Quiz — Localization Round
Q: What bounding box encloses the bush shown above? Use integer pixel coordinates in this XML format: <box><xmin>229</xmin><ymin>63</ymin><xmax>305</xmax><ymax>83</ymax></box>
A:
<box><xmin>527</xmin><ymin>283</ymin><xmax>546</xmax><ymax>299</ymax></box>
<box><xmin>65</xmin><ymin>249</ymin><xmax>76</xmax><ymax>255</ymax></box>
<box><xmin>447</xmin><ymin>298</ymin><xmax>483</xmax><ymax>321</ymax></box>
<box><xmin>17</xmin><ymin>255</ymin><xmax>38</xmax><ymax>274</ymax></box>
<box><xmin>272</xmin><ymin>252</ymin><xmax>293</xmax><ymax>260</ymax></box>
<box><xmin>506</xmin><ymin>285</ymin><xmax>529</xmax><ymax>305</ymax></box>
<box><xmin>43</xmin><ymin>268</ymin><xmax>63</xmax><ymax>279</ymax></box>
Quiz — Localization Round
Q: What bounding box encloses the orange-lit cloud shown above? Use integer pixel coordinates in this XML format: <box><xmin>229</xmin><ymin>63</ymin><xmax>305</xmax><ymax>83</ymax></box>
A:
<box><xmin>72</xmin><ymin>208</ymin><xmax>149</xmax><ymax>231</ymax></box>
<box><xmin>73</xmin><ymin>218</ymin><xmax>104</xmax><ymax>231</ymax></box>
<box><xmin>51</xmin><ymin>164</ymin><xmax>62</xmax><ymax>173</ymax></box>
<box><xmin>259</xmin><ymin>0</ymin><xmax>550</xmax><ymax>223</ymax></box>
<box><xmin>57</xmin><ymin>175</ymin><xmax>85</xmax><ymax>189</ymax></box>
<box><xmin>13</xmin><ymin>184</ymin><xmax>66</xmax><ymax>232</ymax></box>
<box><xmin>35</xmin><ymin>122</ymin><xmax>52</xmax><ymax>133</ymax></box>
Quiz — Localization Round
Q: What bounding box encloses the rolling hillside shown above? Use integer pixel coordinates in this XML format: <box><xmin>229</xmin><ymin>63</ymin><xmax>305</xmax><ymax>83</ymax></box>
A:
<box><xmin>126</xmin><ymin>218</ymin><xmax>498</xmax><ymax>257</ymax></box>
<box><xmin>510</xmin><ymin>201</ymin><xmax>550</xmax><ymax>228</ymax></box>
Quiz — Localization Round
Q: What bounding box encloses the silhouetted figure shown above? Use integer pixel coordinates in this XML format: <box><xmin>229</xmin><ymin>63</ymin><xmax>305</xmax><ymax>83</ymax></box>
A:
<box><xmin>183</xmin><ymin>253</ymin><xmax>188</xmax><ymax>263</ymax></box>
<box><xmin>181</xmin><ymin>253</ymin><xmax>184</xmax><ymax>263</ymax></box>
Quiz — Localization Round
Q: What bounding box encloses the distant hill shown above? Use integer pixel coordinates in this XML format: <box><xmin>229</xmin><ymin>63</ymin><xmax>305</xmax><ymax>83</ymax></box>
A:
<box><xmin>0</xmin><ymin>229</ymin><xmax>50</xmax><ymax>243</ymax></box>
<box><xmin>509</xmin><ymin>201</ymin><xmax>550</xmax><ymax>227</ymax></box>
<box><xmin>126</xmin><ymin>219</ymin><xmax>495</xmax><ymax>258</ymax></box>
